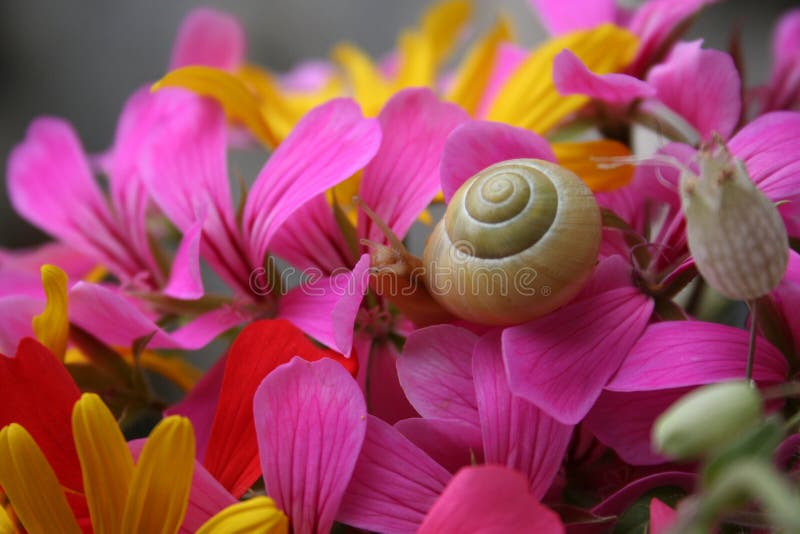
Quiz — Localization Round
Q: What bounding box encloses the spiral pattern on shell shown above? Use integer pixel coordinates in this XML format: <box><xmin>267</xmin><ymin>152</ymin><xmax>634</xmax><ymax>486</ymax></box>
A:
<box><xmin>424</xmin><ymin>158</ymin><xmax>602</xmax><ymax>325</ymax></box>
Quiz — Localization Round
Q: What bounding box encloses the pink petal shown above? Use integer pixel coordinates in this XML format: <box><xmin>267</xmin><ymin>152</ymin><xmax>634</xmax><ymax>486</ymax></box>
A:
<box><xmin>418</xmin><ymin>465</ymin><xmax>564</xmax><ymax>534</ymax></box>
<box><xmin>141</xmin><ymin>94</ymin><xmax>252</xmax><ymax>294</ymax></box>
<box><xmin>774</xmin><ymin>250</ymin><xmax>800</xmax><ymax>354</ymax></box>
<box><xmin>358</xmin><ymin>88</ymin><xmax>469</xmax><ymax>244</ymax></box>
<box><xmin>647</xmin><ymin>40</ymin><xmax>740</xmax><ymax>139</ymax></box>
<box><xmin>0</xmin><ymin>296</ymin><xmax>40</xmax><ymax>354</ymax></box>
<box><xmin>396</xmin><ymin>325</ymin><xmax>480</xmax><ymax>428</ymax></box>
<box><xmin>473</xmin><ymin>330</ymin><xmax>572</xmax><ymax>499</ymax></box>
<box><xmin>763</xmin><ymin>9</ymin><xmax>800</xmax><ymax>112</ymax></box>
<box><xmin>607</xmin><ymin>321</ymin><xmax>788</xmax><ymax>391</ymax></box>
<box><xmin>68</xmin><ymin>281</ymin><xmax>244</xmax><ymax>350</ymax></box>
<box><xmin>395</xmin><ymin>418</ymin><xmax>483</xmax><ymax>474</ymax></box>
<box><xmin>650</xmin><ymin>499</ymin><xmax>678</xmax><ymax>534</ymax></box>
<box><xmin>169</xmin><ymin>8</ymin><xmax>246</xmax><ymax>70</ymax></box>
<box><xmin>503</xmin><ymin>288</ymin><xmax>653</xmax><ymax>425</ymax></box>
<box><xmin>254</xmin><ymin>357</ymin><xmax>367</xmax><ymax>534</ymax></box>
<box><xmin>476</xmin><ymin>43</ymin><xmax>527</xmax><ymax>119</ymax></box>
<box><xmin>269</xmin><ymin>194</ymin><xmax>353</xmax><ymax>274</ymax></box>
<box><xmin>165</xmin><ymin>354</ymin><xmax>226</xmax><ymax>461</ymax></box>
<box><xmin>0</xmin><ymin>242</ymin><xmax>95</xmax><ymax>298</ymax></box>
<box><xmin>365</xmin><ymin>340</ymin><xmax>418</xmax><ymax>424</ymax></box>
<box><xmin>129</xmin><ymin>440</ymin><xmax>237</xmax><ymax>534</ymax></box>
<box><xmin>243</xmin><ymin>99</ymin><xmax>380</xmax><ymax>268</ymax></box>
<box><xmin>590</xmin><ymin>470</ymin><xmax>694</xmax><ymax>520</ymax></box>
<box><xmin>439</xmin><ymin>120</ymin><xmax>555</xmax><ymax>202</ymax></box>
<box><xmin>163</xmin><ymin>214</ymin><xmax>205</xmax><ymax>299</ymax></box>
<box><xmin>278</xmin><ymin>254</ymin><xmax>370</xmax><ymax>355</ymax></box>
<box><xmin>7</xmin><ymin>117</ymin><xmax>135</xmax><ymax>277</ymax></box>
<box><xmin>627</xmin><ymin>0</ymin><xmax>719</xmax><ymax>76</ymax></box>
<box><xmin>729</xmin><ymin>111</ymin><xmax>800</xmax><ymax>235</ymax></box>
<box><xmin>279</xmin><ymin>60</ymin><xmax>337</xmax><ymax>92</ymax></box>
<box><xmin>529</xmin><ymin>0</ymin><xmax>617</xmax><ymax>35</ymax></box>
<box><xmin>584</xmin><ymin>388</ymin><xmax>688</xmax><ymax>465</ymax></box>
<box><xmin>337</xmin><ymin>415</ymin><xmax>452</xmax><ymax>534</ymax></box>
<box><xmin>553</xmin><ymin>49</ymin><xmax>656</xmax><ymax>105</ymax></box>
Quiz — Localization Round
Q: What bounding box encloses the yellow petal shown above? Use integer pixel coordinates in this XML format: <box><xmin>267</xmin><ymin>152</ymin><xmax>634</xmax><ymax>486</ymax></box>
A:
<box><xmin>553</xmin><ymin>140</ymin><xmax>634</xmax><ymax>192</ymax></box>
<box><xmin>420</xmin><ymin>0</ymin><xmax>472</xmax><ymax>66</ymax></box>
<box><xmin>196</xmin><ymin>496</ymin><xmax>288</xmax><ymax>534</ymax></box>
<box><xmin>32</xmin><ymin>265</ymin><xmax>69</xmax><ymax>361</ymax></box>
<box><xmin>236</xmin><ymin>65</ymin><xmax>305</xmax><ymax>142</ymax></box>
<box><xmin>446</xmin><ymin>16</ymin><xmax>513</xmax><ymax>115</ymax></box>
<box><xmin>395</xmin><ymin>30</ymin><xmax>436</xmax><ymax>89</ymax></box>
<box><xmin>332</xmin><ymin>43</ymin><xmax>393</xmax><ymax>116</ymax></box>
<box><xmin>0</xmin><ymin>504</ymin><xmax>14</xmax><ymax>534</ymax></box>
<box><xmin>121</xmin><ymin>416</ymin><xmax>195</xmax><ymax>534</ymax></box>
<box><xmin>154</xmin><ymin>66</ymin><xmax>278</xmax><ymax>147</ymax></box>
<box><xmin>486</xmin><ymin>24</ymin><xmax>638</xmax><ymax>134</ymax></box>
<box><xmin>72</xmin><ymin>393</ymin><xmax>134</xmax><ymax>534</ymax></box>
<box><xmin>0</xmin><ymin>424</ymin><xmax>81</xmax><ymax>534</ymax></box>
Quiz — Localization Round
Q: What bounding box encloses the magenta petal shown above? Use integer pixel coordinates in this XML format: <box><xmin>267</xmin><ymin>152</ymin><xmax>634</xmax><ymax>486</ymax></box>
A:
<box><xmin>627</xmin><ymin>0</ymin><xmax>719</xmax><ymax>76</ymax></box>
<box><xmin>503</xmin><ymin>288</ymin><xmax>653</xmax><ymax>425</ymax></box>
<box><xmin>418</xmin><ymin>465</ymin><xmax>564</xmax><ymax>534</ymax></box>
<box><xmin>163</xmin><ymin>214</ymin><xmax>205</xmax><ymax>300</ymax></box>
<box><xmin>169</xmin><ymin>7</ymin><xmax>246</xmax><ymax>70</ymax></box>
<box><xmin>763</xmin><ymin>9</ymin><xmax>800</xmax><ymax>112</ymax></box>
<box><xmin>278</xmin><ymin>254</ymin><xmax>370</xmax><ymax>355</ymax></box>
<box><xmin>473</xmin><ymin>331</ymin><xmax>572</xmax><ymax>499</ymax></box>
<box><xmin>647</xmin><ymin>40</ymin><xmax>740</xmax><ymax>139</ymax></box>
<box><xmin>529</xmin><ymin>0</ymin><xmax>617</xmax><ymax>35</ymax></box>
<box><xmin>0</xmin><ymin>296</ymin><xmax>40</xmax><ymax>355</ymax></box>
<box><xmin>607</xmin><ymin>321</ymin><xmax>788</xmax><ymax>391</ymax></box>
<box><xmin>7</xmin><ymin>118</ymin><xmax>130</xmax><ymax>275</ymax></box>
<box><xmin>129</xmin><ymin>439</ymin><xmax>236</xmax><ymax>534</ymax></box>
<box><xmin>365</xmin><ymin>341</ymin><xmax>418</xmax><ymax>424</ymax></box>
<box><xmin>774</xmin><ymin>251</ymin><xmax>800</xmax><ymax>354</ymax></box>
<box><xmin>141</xmin><ymin>94</ymin><xmax>252</xmax><ymax>293</ymax></box>
<box><xmin>729</xmin><ymin>111</ymin><xmax>800</xmax><ymax>235</ymax></box>
<box><xmin>358</xmin><ymin>88</ymin><xmax>469</xmax><ymax>243</ymax></box>
<box><xmin>591</xmin><ymin>470</ymin><xmax>695</xmax><ymax>517</ymax></box>
<box><xmin>553</xmin><ymin>49</ymin><xmax>656</xmax><ymax>104</ymax></box>
<box><xmin>397</xmin><ymin>325</ymin><xmax>480</xmax><ymax>428</ymax></box>
<box><xmin>253</xmin><ymin>357</ymin><xmax>366</xmax><ymax>534</ymax></box>
<box><xmin>337</xmin><ymin>415</ymin><xmax>452</xmax><ymax>534</ymax></box>
<box><xmin>585</xmin><ymin>388</ymin><xmax>688</xmax><ymax>465</ymax></box>
<box><xmin>243</xmin><ymin>99</ymin><xmax>380</xmax><ymax>267</ymax></box>
<box><xmin>440</xmin><ymin>120</ymin><xmax>555</xmax><ymax>202</ymax></box>
<box><xmin>650</xmin><ymin>499</ymin><xmax>678</xmax><ymax>534</ymax></box>
<box><xmin>69</xmin><ymin>282</ymin><xmax>244</xmax><ymax>350</ymax></box>
<box><xmin>395</xmin><ymin>418</ymin><xmax>483</xmax><ymax>474</ymax></box>
<box><xmin>269</xmin><ymin>195</ymin><xmax>353</xmax><ymax>274</ymax></box>
<box><xmin>165</xmin><ymin>354</ymin><xmax>226</xmax><ymax>461</ymax></box>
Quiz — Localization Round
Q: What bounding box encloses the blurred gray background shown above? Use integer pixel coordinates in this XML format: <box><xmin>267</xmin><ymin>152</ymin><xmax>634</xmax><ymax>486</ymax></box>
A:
<box><xmin>2</xmin><ymin>0</ymin><xmax>797</xmax><ymax>248</ymax></box>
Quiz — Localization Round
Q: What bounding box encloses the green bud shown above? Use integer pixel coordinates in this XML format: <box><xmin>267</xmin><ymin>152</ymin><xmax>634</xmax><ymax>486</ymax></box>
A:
<box><xmin>680</xmin><ymin>138</ymin><xmax>789</xmax><ymax>300</ymax></box>
<box><xmin>653</xmin><ymin>381</ymin><xmax>763</xmax><ymax>460</ymax></box>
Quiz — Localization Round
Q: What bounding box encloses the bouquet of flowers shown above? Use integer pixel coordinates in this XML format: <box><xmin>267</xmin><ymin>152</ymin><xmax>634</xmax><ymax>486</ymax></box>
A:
<box><xmin>2</xmin><ymin>1</ymin><xmax>799</xmax><ymax>532</ymax></box>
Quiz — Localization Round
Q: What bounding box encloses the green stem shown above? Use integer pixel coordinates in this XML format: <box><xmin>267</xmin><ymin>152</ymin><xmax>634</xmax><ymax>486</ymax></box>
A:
<box><xmin>746</xmin><ymin>300</ymin><xmax>758</xmax><ymax>383</ymax></box>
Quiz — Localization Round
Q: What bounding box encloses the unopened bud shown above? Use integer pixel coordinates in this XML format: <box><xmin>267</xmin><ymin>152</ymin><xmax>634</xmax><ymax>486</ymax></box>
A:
<box><xmin>653</xmin><ymin>381</ymin><xmax>763</xmax><ymax>460</ymax></box>
<box><xmin>680</xmin><ymin>138</ymin><xmax>789</xmax><ymax>300</ymax></box>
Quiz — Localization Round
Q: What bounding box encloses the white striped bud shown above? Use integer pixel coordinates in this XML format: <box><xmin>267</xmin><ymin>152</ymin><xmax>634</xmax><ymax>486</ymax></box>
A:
<box><xmin>680</xmin><ymin>139</ymin><xmax>789</xmax><ymax>300</ymax></box>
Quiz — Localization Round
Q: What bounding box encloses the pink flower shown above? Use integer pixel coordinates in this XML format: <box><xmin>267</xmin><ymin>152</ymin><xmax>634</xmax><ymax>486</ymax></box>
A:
<box><xmin>531</xmin><ymin>0</ymin><xmax>719</xmax><ymax>75</ymax></box>
<box><xmin>758</xmin><ymin>8</ymin><xmax>800</xmax><ymax>113</ymax></box>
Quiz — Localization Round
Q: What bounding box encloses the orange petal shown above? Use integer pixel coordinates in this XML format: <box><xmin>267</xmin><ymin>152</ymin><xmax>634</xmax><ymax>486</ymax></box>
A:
<box><xmin>553</xmin><ymin>139</ymin><xmax>634</xmax><ymax>192</ymax></box>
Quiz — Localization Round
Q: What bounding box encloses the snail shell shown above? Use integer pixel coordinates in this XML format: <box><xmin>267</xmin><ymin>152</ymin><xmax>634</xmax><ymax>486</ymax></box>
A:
<box><xmin>423</xmin><ymin>158</ymin><xmax>601</xmax><ymax>325</ymax></box>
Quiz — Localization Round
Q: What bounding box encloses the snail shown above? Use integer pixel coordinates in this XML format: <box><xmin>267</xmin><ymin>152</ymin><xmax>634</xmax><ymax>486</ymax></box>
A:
<box><xmin>422</xmin><ymin>158</ymin><xmax>601</xmax><ymax>325</ymax></box>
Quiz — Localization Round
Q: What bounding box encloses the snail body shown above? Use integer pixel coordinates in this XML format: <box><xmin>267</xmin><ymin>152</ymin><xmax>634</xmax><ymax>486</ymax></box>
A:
<box><xmin>423</xmin><ymin>158</ymin><xmax>601</xmax><ymax>325</ymax></box>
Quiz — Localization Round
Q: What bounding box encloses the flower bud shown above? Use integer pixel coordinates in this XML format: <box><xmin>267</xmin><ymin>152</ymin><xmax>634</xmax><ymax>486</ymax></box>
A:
<box><xmin>680</xmin><ymin>139</ymin><xmax>789</xmax><ymax>300</ymax></box>
<box><xmin>653</xmin><ymin>381</ymin><xmax>763</xmax><ymax>460</ymax></box>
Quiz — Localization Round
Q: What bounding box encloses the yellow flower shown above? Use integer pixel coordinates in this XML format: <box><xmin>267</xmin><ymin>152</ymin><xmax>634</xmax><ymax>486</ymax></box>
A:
<box><xmin>0</xmin><ymin>393</ymin><xmax>195</xmax><ymax>534</ymax></box>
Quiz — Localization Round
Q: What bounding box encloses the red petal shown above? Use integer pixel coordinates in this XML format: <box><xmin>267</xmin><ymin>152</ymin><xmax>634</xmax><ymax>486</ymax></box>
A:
<box><xmin>203</xmin><ymin>319</ymin><xmax>357</xmax><ymax>497</ymax></box>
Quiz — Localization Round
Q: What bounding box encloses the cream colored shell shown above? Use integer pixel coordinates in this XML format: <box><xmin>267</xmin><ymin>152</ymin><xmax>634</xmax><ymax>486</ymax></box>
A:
<box><xmin>423</xmin><ymin>158</ymin><xmax>601</xmax><ymax>325</ymax></box>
